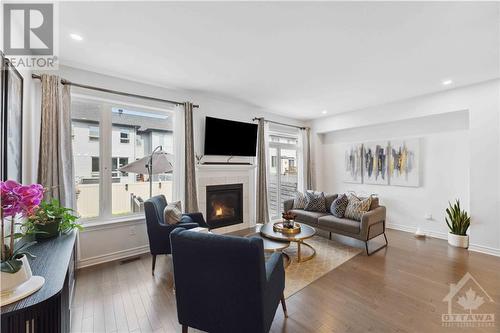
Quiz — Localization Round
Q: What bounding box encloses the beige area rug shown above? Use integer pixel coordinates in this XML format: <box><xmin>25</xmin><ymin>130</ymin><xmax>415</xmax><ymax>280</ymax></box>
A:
<box><xmin>280</xmin><ymin>236</ymin><xmax>362</xmax><ymax>298</ymax></box>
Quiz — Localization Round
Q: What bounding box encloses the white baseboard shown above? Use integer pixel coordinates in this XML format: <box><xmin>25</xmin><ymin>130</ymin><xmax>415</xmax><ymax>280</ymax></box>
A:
<box><xmin>468</xmin><ymin>244</ymin><xmax>500</xmax><ymax>257</ymax></box>
<box><xmin>77</xmin><ymin>245</ymin><xmax>150</xmax><ymax>269</ymax></box>
<box><xmin>386</xmin><ymin>223</ymin><xmax>500</xmax><ymax>257</ymax></box>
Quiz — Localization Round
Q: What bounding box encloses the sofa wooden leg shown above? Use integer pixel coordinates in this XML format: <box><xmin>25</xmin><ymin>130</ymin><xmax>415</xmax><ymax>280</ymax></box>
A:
<box><xmin>152</xmin><ymin>255</ymin><xmax>157</xmax><ymax>275</ymax></box>
<box><xmin>281</xmin><ymin>294</ymin><xmax>288</xmax><ymax>318</ymax></box>
<box><xmin>366</xmin><ymin>233</ymin><xmax>388</xmax><ymax>256</ymax></box>
<box><xmin>182</xmin><ymin>325</ymin><xmax>188</xmax><ymax>333</ymax></box>
<box><xmin>329</xmin><ymin>232</ymin><xmax>332</xmax><ymax>240</ymax></box>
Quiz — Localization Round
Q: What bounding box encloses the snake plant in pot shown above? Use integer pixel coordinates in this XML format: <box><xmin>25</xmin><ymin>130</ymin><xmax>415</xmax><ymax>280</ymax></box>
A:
<box><xmin>445</xmin><ymin>200</ymin><xmax>470</xmax><ymax>248</ymax></box>
<box><xmin>1</xmin><ymin>180</ymin><xmax>44</xmax><ymax>294</ymax></box>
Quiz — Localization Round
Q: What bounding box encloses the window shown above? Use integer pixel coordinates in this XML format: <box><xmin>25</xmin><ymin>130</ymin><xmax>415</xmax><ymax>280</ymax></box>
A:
<box><xmin>91</xmin><ymin>157</ymin><xmax>99</xmax><ymax>174</ymax></box>
<box><xmin>89</xmin><ymin>125</ymin><xmax>99</xmax><ymax>141</ymax></box>
<box><xmin>111</xmin><ymin>157</ymin><xmax>129</xmax><ymax>177</ymax></box>
<box><xmin>72</xmin><ymin>93</ymin><xmax>175</xmax><ymax>221</ymax></box>
<box><xmin>267</xmin><ymin>127</ymin><xmax>299</xmax><ymax>219</ymax></box>
<box><xmin>120</xmin><ymin>131</ymin><xmax>130</xmax><ymax>143</ymax></box>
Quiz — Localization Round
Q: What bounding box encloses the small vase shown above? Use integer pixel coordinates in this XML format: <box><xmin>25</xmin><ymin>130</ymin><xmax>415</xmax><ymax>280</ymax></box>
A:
<box><xmin>0</xmin><ymin>255</ymin><xmax>32</xmax><ymax>294</ymax></box>
<box><xmin>448</xmin><ymin>233</ymin><xmax>469</xmax><ymax>248</ymax></box>
<box><xmin>35</xmin><ymin>219</ymin><xmax>61</xmax><ymax>239</ymax></box>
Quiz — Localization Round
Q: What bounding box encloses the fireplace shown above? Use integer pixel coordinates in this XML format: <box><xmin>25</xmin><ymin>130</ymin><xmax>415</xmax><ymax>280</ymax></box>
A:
<box><xmin>206</xmin><ymin>183</ymin><xmax>243</xmax><ymax>229</ymax></box>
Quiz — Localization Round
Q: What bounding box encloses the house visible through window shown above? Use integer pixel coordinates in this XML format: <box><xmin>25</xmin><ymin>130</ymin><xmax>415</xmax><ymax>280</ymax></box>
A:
<box><xmin>120</xmin><ymin>131</ymin><xmax>130</xmax><ymax>143</ymax></box>
<box><xmin>71</xmin><ymin>94</ymin><xmax>175</xmax><ymax>221</ymax></box>
<box><xmin>89</xmin><ymin>125</ymin><xmax>99</xmax><ymax>141</ymax></box>
<box><xmin>267</xmin><ymin>125</ymin><xmax>299</xmax><ymax>219</ymax></box>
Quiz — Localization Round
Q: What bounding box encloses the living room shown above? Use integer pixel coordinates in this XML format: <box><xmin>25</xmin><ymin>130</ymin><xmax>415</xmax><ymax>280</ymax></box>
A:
<box><xmin>1</xmin><ymin>2</ymin><xmax>499</xmax><ymax>333</ymax></box>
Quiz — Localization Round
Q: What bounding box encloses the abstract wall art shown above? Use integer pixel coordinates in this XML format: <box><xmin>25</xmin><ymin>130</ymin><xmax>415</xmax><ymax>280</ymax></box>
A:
<box><xmin>388</xmin><ymin>139</ymin><xmax>420</xmax><ymax>187</ymax></box>
<box><xmin>343</xmin><ymin>143</ymin><xmax>363</xmax><ymax>183</ymax></box>
<box><xmin>363</xmin><ymin>141</ymin><xmax>389</xmax><ymax>185</ymax></box>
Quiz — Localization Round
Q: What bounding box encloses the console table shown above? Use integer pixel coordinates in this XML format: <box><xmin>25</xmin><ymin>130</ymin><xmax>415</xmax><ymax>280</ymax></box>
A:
<box><xmin>1</xmin><ymin>231</ymin><xmax>77</xmax><ymax>333</ymax></box>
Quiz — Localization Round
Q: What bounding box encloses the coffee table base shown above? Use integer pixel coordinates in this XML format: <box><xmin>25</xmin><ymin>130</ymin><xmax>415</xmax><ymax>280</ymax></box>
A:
<box><xmin>284</xmin><ymin>240</ymin><xmax>316</xmax><ymax>263</ymax></box>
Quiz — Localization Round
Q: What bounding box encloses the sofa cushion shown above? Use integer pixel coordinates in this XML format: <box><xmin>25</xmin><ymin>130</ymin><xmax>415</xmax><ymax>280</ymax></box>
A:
<box><xmin>318</xmin><ymin>215</ymin><xmax>361</xmax><ymax>235</ymax></box>
<box><xmin>304</xmin><ymin>191</ymin><xmax>327</xmax><ymax>212</ymax></box>
<box><xmin>325</xmin><ymin>193</ymin><xmax>338</xmax><ymax>210</ymax></box>
<box><xmin>288</xmin><ymin>209</ymin><xmax>329</xmax><ymax>226</ymax></box>
<box><xmin>344</xmin><ymin>195</ymin><xmax>372</xmax><ymax>221</ymax></box>
<box><xmin>293</xmin><ymin>191</ymin><xmax>307</xmax><ymax>209</ymax></box>
<box><xmin>330</xmin><ymin>194</ymin><xmax>349</xmax><ymax>217</ymax></box>
<box><xmin>164</xmin><ymin>201</ymin><xmax>182</xmax><ymax>225</ymax></box>
<box><xmin>369</xmin><ymin>197</ymin><xmax>379</xmax><ymax>210</ymax></box>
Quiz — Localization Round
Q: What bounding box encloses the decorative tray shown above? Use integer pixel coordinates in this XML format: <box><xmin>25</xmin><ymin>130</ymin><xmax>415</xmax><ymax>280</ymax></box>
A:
<box><xmin>273</xmin><ymin>221</ymin><xmax>301</xmax><ymax>234</ymax></box>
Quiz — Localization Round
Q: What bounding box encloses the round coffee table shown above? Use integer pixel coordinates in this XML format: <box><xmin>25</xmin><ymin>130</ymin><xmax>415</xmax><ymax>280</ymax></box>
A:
<box><xmin>260</xmin><ymin>222</ymin><xmax>316</xmax><ymax>262</ymax></box>
<box><xmin>245</xmin><ymin>232</ymin><xmax>291</xmax><ymax>267</ymax></box>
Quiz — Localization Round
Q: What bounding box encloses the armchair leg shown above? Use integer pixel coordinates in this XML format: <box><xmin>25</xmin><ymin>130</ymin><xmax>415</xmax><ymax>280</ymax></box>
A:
<box><xmin>152</xmin><ymin>255</ymin><xmax>157</xmax><ymax>275</ymax></box>
<box><xmin>365</xmin><ymin>233</ymin><xmax>388</xmax><ymax>256</ymax></box>
<box><xmin>281</xmin><ymin>294</ymin><xmax>288</xmax><ymax>318</ymax></box>
<box><xmin>182</xmin><ymin>325</ymin><xmax>188</xmax><ymax>333</ymax></box>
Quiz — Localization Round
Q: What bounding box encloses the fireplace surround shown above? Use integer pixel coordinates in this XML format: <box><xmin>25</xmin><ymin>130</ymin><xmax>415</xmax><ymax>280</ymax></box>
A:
<box><xmin>206</xmin><ymin>183</ymin><xmax>243</xmax><ymax>229</ymax></box>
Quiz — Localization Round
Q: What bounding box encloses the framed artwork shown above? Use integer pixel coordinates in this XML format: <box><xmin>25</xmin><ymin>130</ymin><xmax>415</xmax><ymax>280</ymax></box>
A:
<box><xmin>2</xmin><ymin>57</ymin><xmax>23</xmax><ymax>182</ymax></box>
<box><xmin>343</xmin><ymin>143</ymin><xmax>363</xmax><ymax>183</ymax></box>
<box><xmin>363</xmin><ymin>141</ymin><xmax>389</xmax><ymax>185</ymax></box>
<box><xmin>388</xmin><ymin>139</ymin><xmax>420</xmax><ymax>187</ymax></box>
<box><xmin>0</xmin><ymin>52</ymin><xmax>5</xmax><ymax>181</ymax></box>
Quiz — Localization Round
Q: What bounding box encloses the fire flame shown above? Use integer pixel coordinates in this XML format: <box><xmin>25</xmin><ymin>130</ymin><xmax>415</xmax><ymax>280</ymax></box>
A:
<box><xmin>215</xmin><ymin>207</ymin><xmax>223</xmax><ymax>216</ymax></box>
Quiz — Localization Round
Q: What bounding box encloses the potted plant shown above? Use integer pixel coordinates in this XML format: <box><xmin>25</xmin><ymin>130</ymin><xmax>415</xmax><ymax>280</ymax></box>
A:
<box><xmin>445</xmin><ymin>200</ymin><xmax>470</xmax><ymax>248</ymax></box>
<box><xmin>1</xmin><ymin>180</ymin><xmax>44</xmax><ymax>293</ymax></box>
<box><xmin>26</xmin><ymin>199</ymin><xmax>82</xmax><ymax>239</ymax></box>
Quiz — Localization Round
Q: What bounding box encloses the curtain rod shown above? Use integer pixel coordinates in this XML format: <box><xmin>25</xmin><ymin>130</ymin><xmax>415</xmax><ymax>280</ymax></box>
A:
<box><xmin>252</xmin><ymin>117</ymin><xmax>307</xmax><ymax>130</ymax></box>
<box><xmin>31</xmin><ymin>74</ymin><xmax>199</xmax><ymax>108</ymax></box>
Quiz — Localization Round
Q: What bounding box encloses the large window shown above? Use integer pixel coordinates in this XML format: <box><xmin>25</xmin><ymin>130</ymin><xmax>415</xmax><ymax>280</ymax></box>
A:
<box><xmin>268</xmin><ymin>126</ymin><xmax>299</xmax><ymax>219</ymax></box>
<box><xmin>72</xmin><ymin>93</ymin><xmax>175</xmax><ymax>221</ymax></box>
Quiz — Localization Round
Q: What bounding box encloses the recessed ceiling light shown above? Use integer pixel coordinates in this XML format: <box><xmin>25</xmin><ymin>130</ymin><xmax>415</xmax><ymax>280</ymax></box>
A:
<box><xmin>442</xmin><ymin>79</ymin><xmax>453</xmax><ymax>86</ymax></box>
<box><xmin>70</xmin><ymin>33</ymin><xmax>83</xmax><ymax>41</ymax></box>
<box><xmin>322</xmin><ymin>110</ymin><xmax>328</xmax><ymax>114</ymax></box>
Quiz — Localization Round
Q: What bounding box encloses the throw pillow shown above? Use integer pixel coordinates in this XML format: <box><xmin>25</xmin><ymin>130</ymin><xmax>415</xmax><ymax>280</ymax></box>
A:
<box><xmin>304</xmin><ymin>191</ymin><xmax>327</xmax><ymax>212</ymax></box>
<box><xmin>330</xmin><ymin>194</ymin><xmax>349</xmax><ymax>218</ymax></box>
<box><xmin>164</xmin><ymin>201</ymin><xmax>183</xmax><ymax>225</ymax></box>
<box><xmin>344</xmin><ymin>194</ymin><xmax>372</xmax><ymax>221</ymax></box>
<box><xmin>293</xmin><ymin>191</ymin><xmax>307</xmax><ymax>209</ymax></box>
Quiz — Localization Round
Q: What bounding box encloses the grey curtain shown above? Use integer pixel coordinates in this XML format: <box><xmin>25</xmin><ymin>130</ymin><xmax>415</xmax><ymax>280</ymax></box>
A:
<box><xmin>305</xmin><ymin>128</ymin><xmax>313</xmax><ymax>189</ymax></box>
<box><xmin>38</xmin><ymin>75</ymin><xmax>75</xmax><ymax>209</ymax></box>
<box><xmin>256</xmin><ymin>118</ymin><xmax>269</xmax><ymax>223</ymax></box>
<box><xmin>184</xmin><ymin>102</ymin><xmax>199</xmax><ymax>213</ymax></box>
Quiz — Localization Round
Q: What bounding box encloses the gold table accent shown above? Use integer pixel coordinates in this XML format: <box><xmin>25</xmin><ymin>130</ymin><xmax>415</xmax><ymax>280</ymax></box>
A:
<box><xmin>260</xmin><ymin>222</ymin><xmax>316</xmax><ymax>263</ymax></box>
<box><xmin>273</xmin><ymin>221</ymin><xmax>301</xmax><ymax>234</ymax></box>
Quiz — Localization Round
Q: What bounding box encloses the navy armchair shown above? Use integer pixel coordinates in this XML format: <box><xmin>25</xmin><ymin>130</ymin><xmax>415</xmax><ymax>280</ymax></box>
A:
<box><xmin>144</xmin><ymin>195</ymin><xmax>208</xmax><ymax>274</ymax></box>
<box><xmin>170</xmin><ymin>228</ymin><xmax>287</xmax><ymax>333</ymax></box>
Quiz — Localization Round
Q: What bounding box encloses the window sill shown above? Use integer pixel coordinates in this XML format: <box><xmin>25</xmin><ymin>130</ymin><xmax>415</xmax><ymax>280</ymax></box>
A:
<box><xmin>80</xmin><ymin>214</ymin><xmax>145</xmax><ymax>231</ymax></box>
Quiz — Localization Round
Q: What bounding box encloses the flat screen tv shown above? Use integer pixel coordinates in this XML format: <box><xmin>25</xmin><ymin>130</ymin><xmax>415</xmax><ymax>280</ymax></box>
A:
<box><xmin>204</xmin><ymin>117</ymin><xmax>258</xmax><ymax>156</ymax></box>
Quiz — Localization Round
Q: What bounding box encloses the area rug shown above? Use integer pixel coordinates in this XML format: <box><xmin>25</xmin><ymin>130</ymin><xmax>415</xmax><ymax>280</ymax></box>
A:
<box><xmin>281</xmin><ymin>236</ymin><xmax>361</xmax><ymax>298</ymax></box>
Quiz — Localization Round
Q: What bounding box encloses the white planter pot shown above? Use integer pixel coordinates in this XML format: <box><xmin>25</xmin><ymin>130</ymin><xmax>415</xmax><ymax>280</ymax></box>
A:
<box><xmin>448</xmin><ymin>233</ymin><xmax>469</xmax><ymax>249</ymax></box>
<box><xmin>0</xmin><ymin>255</ymin><xmax>33</xmax><ymax>294</ymax></box>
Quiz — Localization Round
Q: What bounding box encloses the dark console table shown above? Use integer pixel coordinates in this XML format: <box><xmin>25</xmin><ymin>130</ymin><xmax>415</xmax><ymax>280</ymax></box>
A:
<box><xmin>1</xmin><ymin>230</ymin><xmax>77</xmax><ymax>333</ymax></box>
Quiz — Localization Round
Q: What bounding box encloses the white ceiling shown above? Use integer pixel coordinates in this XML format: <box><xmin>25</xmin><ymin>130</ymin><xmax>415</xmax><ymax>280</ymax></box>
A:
<box><xmin>59</xmin><ymin>2</ymin><xmax>499</xmax><ymax>120</ymax></box>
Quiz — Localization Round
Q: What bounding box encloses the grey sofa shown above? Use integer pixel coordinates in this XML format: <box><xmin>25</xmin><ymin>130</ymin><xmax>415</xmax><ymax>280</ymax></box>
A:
<box><xmin>284</xmin><ymin>193</ymin><xmax>388</xmax><ymax>255</ymax></box>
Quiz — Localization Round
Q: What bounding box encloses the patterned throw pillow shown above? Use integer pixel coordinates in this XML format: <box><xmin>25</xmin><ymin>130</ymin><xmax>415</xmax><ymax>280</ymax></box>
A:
<box><xmin>293</xmin><ymin>191</ymin><xmax>307</xmax><ymax>209</ymax></box>
<box><xmin>330</xmin><ymin>194</ymin><xmax>349</xmax><ymax>218</ymax></box>
<box><xmin>164</xmin><ymin>201</ymin><xmax>183</xmax><ymax>225</ymax></box>
<box><xmin>344</xmin><ymin>195</ymin><xmax>372</xmax><ymax>221</ymax></box>
<box><xmin>304</xmin><ymin>191</ymin><xmax>327</xmax><ymax>212</ymax></box>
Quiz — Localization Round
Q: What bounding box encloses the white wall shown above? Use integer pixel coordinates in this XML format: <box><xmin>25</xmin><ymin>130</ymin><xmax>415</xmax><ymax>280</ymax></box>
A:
<box><xmin>24</xmin><ymin>65</ymin><xmax>305</xmax><ymax>267</ymax></box>
<box><xmin>312</xmin><ymin>80</ymin><xmax>500</xmax><ymax>256</ymax></box>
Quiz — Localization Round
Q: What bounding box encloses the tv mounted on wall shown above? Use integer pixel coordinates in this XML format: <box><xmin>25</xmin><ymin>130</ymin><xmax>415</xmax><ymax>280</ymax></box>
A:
<box><xmin>204</xmin><ymin>117</ymin><xmax>258</xmax><ymax>157</ymax></box>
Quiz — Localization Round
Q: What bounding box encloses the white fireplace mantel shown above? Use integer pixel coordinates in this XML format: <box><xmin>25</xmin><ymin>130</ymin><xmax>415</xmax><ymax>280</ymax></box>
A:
<box><xmin>196</xmin><ymin>163</ymin><xmax>256</xmax><ymax>234</ymax></box>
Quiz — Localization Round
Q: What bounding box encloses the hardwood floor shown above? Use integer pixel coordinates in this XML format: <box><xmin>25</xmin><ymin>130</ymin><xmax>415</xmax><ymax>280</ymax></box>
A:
<box><xmin>71</xmin><ymin>229</ymin><xmax>500</xmax><ymax>333</ymax></box>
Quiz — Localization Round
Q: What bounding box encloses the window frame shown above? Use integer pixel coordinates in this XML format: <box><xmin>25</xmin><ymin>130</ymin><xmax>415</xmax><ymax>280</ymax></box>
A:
<box><xmin>72</xmin><ymin>94</ymin><xmax>176</xmax><ymax>224</ymax></box>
